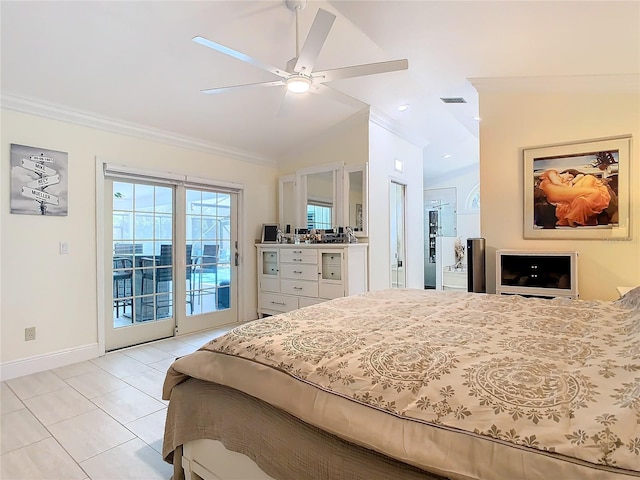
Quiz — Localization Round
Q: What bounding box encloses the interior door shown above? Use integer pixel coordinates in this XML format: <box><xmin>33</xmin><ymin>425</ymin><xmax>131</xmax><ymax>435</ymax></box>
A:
<box><xmin>390</xmin><ymin>181</ymin><xmax>406</xmax><ymax>288</ymax></box>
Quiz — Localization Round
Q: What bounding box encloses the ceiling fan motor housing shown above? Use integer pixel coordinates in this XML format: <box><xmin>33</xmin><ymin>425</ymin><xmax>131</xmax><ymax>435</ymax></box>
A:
<box><xmin>285</xmin><ymin>0</ymin><xmax>307</xmax><ymax>12</ymax></box>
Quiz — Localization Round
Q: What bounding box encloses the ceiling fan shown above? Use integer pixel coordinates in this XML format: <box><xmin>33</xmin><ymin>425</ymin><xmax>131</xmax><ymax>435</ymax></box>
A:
<box><xmin>193</xmin><ymin>0</ymin><xmax>408</xmax><ymax>111</ymax></box>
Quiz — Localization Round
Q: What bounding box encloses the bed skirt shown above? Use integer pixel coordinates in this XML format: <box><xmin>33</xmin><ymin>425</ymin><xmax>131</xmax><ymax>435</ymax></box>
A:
<box><xmin>163</xmin><ymin>378</ymin><xmax>449</xmax><ymax>480</ymax></box>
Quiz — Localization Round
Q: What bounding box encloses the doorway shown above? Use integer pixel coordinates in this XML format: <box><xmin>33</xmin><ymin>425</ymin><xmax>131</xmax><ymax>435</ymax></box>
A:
<box><xmin>101</xmin><ymin>167</ymin><xmax>239</xmax><ymax>351</ymax></box>
<box><xmin>390</xmin><ymin>181</ymin><xmax>406</xmax><ymax>288</ymax></box>
<box><xmin>423</xmin><ymin>187</ymin><xmax>457</xmax><ymax>289</ymax></box>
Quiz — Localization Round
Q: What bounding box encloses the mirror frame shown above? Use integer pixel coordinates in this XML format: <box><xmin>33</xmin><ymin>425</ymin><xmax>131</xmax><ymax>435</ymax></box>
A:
<box><xmin>278</xmin><ymin>162</ymin><xmax>369</xmax><ymax>236</ymax></box>
<box><xmin>296</xmin><ymin>162</ymin><xmax>344</xmax><ymax>230</ymax></box>
<box><xmin>278</xmin><ymin>174</ymin><xmax>297</xmax><ymax>234</ymax></box>
<box><xmin>344</xmin><ymin>163</ymin><xmax>368</xmax><ymax>237</ymax></box>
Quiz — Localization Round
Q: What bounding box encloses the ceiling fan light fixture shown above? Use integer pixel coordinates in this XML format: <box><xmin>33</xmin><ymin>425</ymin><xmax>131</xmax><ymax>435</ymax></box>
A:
<box><xmin>286</xmin><ymin>75</ymin><xmax>312</xmax><ymax>94</ymax></box>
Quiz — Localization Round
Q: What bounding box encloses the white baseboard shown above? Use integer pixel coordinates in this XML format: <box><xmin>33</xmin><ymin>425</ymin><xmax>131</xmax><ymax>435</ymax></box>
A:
<box><xmin>0</xmin><ymin>343</ymin><xmax>101</xmax><ymax>381</ymax></box>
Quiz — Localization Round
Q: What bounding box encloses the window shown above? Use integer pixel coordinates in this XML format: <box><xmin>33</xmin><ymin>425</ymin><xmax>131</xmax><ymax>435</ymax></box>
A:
<box><xmin>307</xmin><ymin>202</ymin><xmax>332</xmax><ymax>230</ymax></box>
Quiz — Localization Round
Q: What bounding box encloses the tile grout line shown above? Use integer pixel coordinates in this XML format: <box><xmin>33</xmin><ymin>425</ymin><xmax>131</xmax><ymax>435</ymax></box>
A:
<box><xmin>1</xmin><ymin>327</ymin><xmax>233</xmax><ymax>479</ymax></box>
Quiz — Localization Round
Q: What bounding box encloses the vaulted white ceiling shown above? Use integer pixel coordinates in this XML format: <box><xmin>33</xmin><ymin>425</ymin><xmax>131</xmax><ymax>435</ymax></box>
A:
<box><xmin>2</xmin><ymin>1</ymin><xmax>638</xmax><ymax>179</ymax></box>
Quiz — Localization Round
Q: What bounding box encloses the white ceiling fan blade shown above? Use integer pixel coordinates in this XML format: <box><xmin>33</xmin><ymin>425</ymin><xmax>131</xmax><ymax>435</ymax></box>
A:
<box><xmin>293</xmin><ymin>8</ymin><xmax>335</xmax><ymax>74</ymax></box>
<box><xmin>193</xmin><ymin>36</ymin><xmax>288</xmax><ymax>79</ymax></box>
<box><xmin>277</xmin><ymin>90</ymin><xmax>296</xmax><ymax>118</ymax></box>
<box><xmin>201</xmin><ymin>80</ymin><xmax>284</xmax><ymax>95</ymax></box>
<box><xmin>313</xmin><ymin>59</ymin><xmax>408</xmax><ymax>83</ymax></box>
<box><xmin>311</xmin><ymin>84</ymin><xmax>368</xmax><ymax>110</ymax></box>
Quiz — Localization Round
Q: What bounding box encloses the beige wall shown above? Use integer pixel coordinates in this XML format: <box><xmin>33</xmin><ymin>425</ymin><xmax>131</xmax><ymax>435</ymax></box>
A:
<box><xmin>1</xmin><ymin>109</ymin><xmax>277</xmax><ymax>370</ymax></box>
<box><xmin>475</xmin><ymin>80</ymin><xmax>640</xmax><ymax>300</ymax></box>
<box><xmin>279</xmin><ymin>112</ymin><xmax>369</xmax><ymax>174</ymax></box>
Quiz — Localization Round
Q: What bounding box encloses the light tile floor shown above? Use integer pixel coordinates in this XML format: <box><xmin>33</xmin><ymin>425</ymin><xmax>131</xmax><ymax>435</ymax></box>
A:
<box><xmin>1</xmin><ymin>326</ymin><xmax>234</xmax><ymax>480</ymax></box>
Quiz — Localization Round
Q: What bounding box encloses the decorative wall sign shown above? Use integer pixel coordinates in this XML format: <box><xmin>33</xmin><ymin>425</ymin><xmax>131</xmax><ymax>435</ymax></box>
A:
<box><xmin>10</xmin><ymin>144</ymin><xmax>68</xmax><ymax>216</ymax></box>
<box><xmin>523</xmin><ymin>136</ymin><xmax>631</xmax><ymax>239</ymax></box>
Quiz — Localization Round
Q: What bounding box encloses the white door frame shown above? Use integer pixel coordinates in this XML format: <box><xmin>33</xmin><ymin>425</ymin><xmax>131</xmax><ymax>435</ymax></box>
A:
<box><xmin>95</xmin><ymin>159</ymin><xmax>244</xmax><ymax>355</ymax></box>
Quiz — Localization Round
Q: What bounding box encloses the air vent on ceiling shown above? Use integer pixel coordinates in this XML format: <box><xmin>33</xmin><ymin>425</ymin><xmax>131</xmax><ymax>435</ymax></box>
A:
<box><xmin>440</xmin><ymin>97</ymin><xmax>467</xmax><ymax>104</ymax></box>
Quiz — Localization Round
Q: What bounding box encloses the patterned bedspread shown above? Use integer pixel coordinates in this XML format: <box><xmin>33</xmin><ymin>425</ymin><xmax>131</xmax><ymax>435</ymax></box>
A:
<box><xmin>164</xmin><ymin>289</ymin><xmax>640</xmax><ymax>477</ymax></box>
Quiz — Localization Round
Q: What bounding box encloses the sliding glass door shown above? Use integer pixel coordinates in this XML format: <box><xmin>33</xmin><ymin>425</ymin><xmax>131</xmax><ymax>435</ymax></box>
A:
<box><xmin>103</xmin><ymin>174</ymin><xmax>239</xmax><ymax>351</ymax></box>
<box><xmin>180</xmin><ymin>188</ymin><xmax>238</xmax><ymax>335</ymax></box>
<box><xmin>106</xmin><ymin>179</ymin><xmax>176</xmax><ymax>350</ymax></box>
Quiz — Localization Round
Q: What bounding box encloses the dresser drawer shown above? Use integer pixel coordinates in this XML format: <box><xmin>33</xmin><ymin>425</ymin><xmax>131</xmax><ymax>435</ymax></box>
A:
<box><xmin>281</xmin><ymin>249</ymin><xmax>317</xmax><ymax>264</ymax></box>
<box><xmin>259</xmin><ymin>293</ymin><xmax>298</xmax><ymax>313</ymax></box>
<box><xmin>281</xmin><ymin>280</ymin><xmax>319</xmax><ymax>298</ymax></box>
<box><xmin>280</xmin><ymin>263</ymin><xmax>318</xmax><ymax>281</ymax></box>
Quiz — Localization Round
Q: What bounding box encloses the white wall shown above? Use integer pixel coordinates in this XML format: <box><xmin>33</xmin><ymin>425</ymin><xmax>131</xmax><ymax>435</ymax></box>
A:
<box><xmin>473</xmin><ymin>77</ymin><xmax>640</xmax><ymax>300</ymax></box>
<box><xmin>1</xmin><ymin>109</ymin><xmax>277</xmax><ymax>376</ymax></box>
<box><xmin>278</xmin><ymin>111</ymin><xmax>424</xmax><ymax>291</ymax></box>
<box><xmin>425</xmin><ymin>163</ymin><xmax>481</xmax><ymax>244</ymax></box>
<box><xmin>368</xmin><ymin>122</ymin><xmax>424</xmax><ymax>291</ymax></box>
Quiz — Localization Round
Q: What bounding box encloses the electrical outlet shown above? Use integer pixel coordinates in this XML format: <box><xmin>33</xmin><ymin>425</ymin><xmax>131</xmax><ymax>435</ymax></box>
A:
<box><xmin>25</xmin><ymin>327</ymin><xmax>36</xmax><ymax>341</ymax></box>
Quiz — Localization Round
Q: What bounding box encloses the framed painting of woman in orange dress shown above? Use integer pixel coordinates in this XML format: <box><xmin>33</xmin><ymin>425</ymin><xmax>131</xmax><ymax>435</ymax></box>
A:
<box><xmin>523</xmin><ymin>136</ymin><xmax>631</xmax><ymax>239</ymax></box>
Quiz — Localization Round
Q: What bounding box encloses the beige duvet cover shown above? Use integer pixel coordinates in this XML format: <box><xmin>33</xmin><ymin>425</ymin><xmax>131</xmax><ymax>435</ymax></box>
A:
<box><xmin>164</xmin><ymin>289</ymin><xmax>640</xmax><ymax>479</ymax></box>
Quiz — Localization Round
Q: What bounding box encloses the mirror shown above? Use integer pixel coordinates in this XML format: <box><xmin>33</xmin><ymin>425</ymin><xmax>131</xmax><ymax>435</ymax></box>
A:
<box><xmin>278</xmin><ymin>175</ymin><xmax>296</xmax><ymax>234</ymax></box>
<box><xmin>304</xmin><ymin>170</ymin><xmax>335</xmax><ymax>230</ymax></box>
<box><xmin>298</xmin><ymin>164</ymin><xmax>342</xmax><ymax>231</ymax></box>
<box><xmin>344</xmin><ymin>164</ymin><xmax>368</xmax><ymax>236</ymax></box>
<box><xmin>279</xmin><ymin>162</ymin><xmax>368</xmax><ymax>235</ymax></box>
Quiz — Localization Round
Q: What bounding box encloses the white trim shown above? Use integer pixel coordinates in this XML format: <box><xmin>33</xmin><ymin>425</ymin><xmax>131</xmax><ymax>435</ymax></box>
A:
<box><xmin>96</xmin><ymin>157</ymin><xmax>106</xmax><ymax>355</ymax></box>
<box><xmin>0</xmin><ymin>343</ymin><xmax>101</xmax><ymax>381</ymax></box>
<box><xmin>104</xmin><ymin>163</ymin><xmax>184</xmax><ymax>183</ymax></box>
<box><xmin>185</xmin><ymin>176</ymin><xmax>244</xmax><ymax>191</ymax></box>
<box><xmin>297</xmin><ymin>162</ymin><xmax>344</xmax><ymax>176</ymax></box>
<box><xmin>103</xmin><ymin>163</ymin><xmax>245</xmax><ymax>192</ymax></box>
<box><xmin>369</xmin><ymin>108</ymin><xmax>426</xmax><ymax>149</ymax></box>
<box><xmin>1</xmin><ymin>92</ymin><xmax>277</xmax><ymax>167</ymax></box>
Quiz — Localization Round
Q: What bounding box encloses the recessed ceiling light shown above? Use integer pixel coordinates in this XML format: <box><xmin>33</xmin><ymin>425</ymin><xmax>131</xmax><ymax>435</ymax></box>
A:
<box><xmin>473</xmin><ymin>116</ymin><xmax>481</xmax><ymax>121</ymax></box>
<box><xmin>398</xmin><ymin>104</ymin><xmax>409</xmax><ymax>112</ymax></box>
<box><xmin>443</xmin><ymin>154</ymin><xmax>452</xmax><ymax>159</ymax></box>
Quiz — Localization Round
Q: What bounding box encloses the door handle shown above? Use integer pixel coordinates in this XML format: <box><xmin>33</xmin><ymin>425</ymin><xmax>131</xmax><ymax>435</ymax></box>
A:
<box><xmin>235</xmin><ymin>251</ymin><xmax>239</xmax><ymax>266</ymax></box>
<box><xmin>397</xmin><ymin>260</ymin><xmax>403</xmax><ymax>267</ymax></box>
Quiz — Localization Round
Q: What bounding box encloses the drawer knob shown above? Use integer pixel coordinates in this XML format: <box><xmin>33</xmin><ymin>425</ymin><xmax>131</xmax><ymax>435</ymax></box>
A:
<box><xmin>294</xmin><ymin>287</ymin><xmax>303</xmax><ymax>290</ymax></box>
<box><xmin>270</xmin><ymin>301</ymin><xmax>286</xmax><ymax>305</ymax></box>
<box><xmin>294</xmin><ymin>271</ymin><xmax>302</xmax><ymax>274</ymax></box>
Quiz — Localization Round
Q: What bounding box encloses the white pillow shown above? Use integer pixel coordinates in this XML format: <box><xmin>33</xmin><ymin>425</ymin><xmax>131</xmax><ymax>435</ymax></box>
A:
<box><xmin>616</xmin><ymin>286</ymin><xmax>640</xmax><ymax>309</ymax></box>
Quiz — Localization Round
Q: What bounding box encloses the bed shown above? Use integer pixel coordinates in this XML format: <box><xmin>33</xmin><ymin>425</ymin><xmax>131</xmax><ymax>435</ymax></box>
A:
<box><xmin>162</xmin><ymin>288</ymin><xmax>640</xmax><ymax>480</ymax></box>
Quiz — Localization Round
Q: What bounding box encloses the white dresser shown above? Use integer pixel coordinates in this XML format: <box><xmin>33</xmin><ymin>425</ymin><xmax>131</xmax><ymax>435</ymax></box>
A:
<box><xmin>256</xmin><ymin>243</ymin><xmax>368</xmax><ymax>317</ymax></box>
<box><xmin>442</xmin><ymin>267</ymin><xmax>467</xmax><ymax>291</ymax></box>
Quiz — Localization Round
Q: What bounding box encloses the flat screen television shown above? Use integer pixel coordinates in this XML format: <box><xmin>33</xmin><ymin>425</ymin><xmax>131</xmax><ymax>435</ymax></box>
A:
<box><xmin>495</xmin><ymin>250</ymin><xmax>579</xmax><ymax>299</ymax></box>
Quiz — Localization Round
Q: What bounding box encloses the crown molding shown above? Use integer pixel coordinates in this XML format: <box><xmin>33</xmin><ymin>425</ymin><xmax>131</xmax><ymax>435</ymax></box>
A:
<box><xmin>369</xmin><ymin>107</ymin><xmax>426</xmax><ymax>149</ymax></box>
<box><xmin>1</xmin><ymin>92</ymin><xmax>277</xmax><ymax>167</ymax></box>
